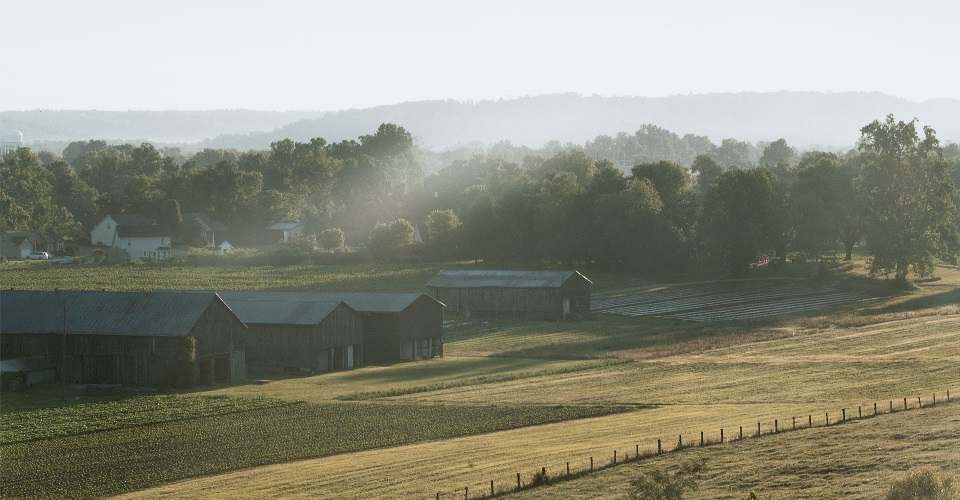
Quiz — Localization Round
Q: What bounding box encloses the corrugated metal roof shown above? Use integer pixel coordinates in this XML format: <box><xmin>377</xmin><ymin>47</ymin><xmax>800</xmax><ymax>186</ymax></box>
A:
<box><xmin>426</xmin><ymin>270</ymin><xmax>592</xmax><ymax>288</ymax></box>
<box><xmin>218</xmin><ymin>291</ymin><xmax>441</xmax><ymax>313</ymax></box>
<box><xmin>268</xmin><ymin>222</ymin><xmax>304</xmax><ymax>230</ymax></box>
<box><xmin>224</xmin><ymin>299</ymin><xmax>346</xmax><ymax>325</ymax></box>
<box><xmin>0</xmin><ymin>290</ymin><xmax>228</xmax><ymax>337</ymax></box>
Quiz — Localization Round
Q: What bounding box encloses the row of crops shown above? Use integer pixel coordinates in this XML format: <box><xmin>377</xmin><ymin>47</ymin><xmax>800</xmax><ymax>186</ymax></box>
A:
<box><xmin>1</xmin><ymin>396</ymin><xmax>630</xmax><ymax>498</ymax></box>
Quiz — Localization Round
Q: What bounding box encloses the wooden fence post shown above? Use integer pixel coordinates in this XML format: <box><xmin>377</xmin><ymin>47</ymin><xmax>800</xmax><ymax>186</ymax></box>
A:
<box><xmin>517</xmin><ymin>472</ymin><xmax>521</xmax><ymax>490</ymax></box>
<box><xmin>904</xmin><ymin>398</ymin><xmax>907</xmax><ymax>410</ymax></box>
<box><xmin>826</xmin><ymin>413</ymin><xmax>829</xmax><ymax>426</ymax></box>
<box><xmin>721</xmin><ymin>428</ymin><xmax>724</xmax><ymax>443</ymax></box>
<box><xmin>658</xmin><ymin>439</ymin><xmax>662</xmax><ymax>455</ymax></box>
<box><xmin>775</xmin><ymin>419</ymin><xmax>778</xmax><ymax>433</ymax></box>
<box><xmin>793</xmin><ymin>416</ymin><xmax>796</xmax><ymax>430</ymax></box>
<box><xmin>567</xmin><ymin>462</ymin><xmax>570</xmax><ymax>476</ymax></box>
<box><xmin>739</xmin><ymin>426</ymin><xmax>742</xmax><ymax>440</ymax></box>
<box><xmin>678</xmin><ymin>435</ymin><xmax>682</xmax><ymax>449</ymax></box>
<box><xmin>808</xmin><ymin>415</ymin><xmax>812</xmax><ymax>428</ymax></box>
<box><xmin>890</xmin><ymin>400</ymin><xmax>893</xmax><ymax>412</ymax></box>
<box><xmin>437</xmin><ymin>493</ymin><xmax>440</xmax><ymax>500</ymax></box>
<box><xmin>464</xmin><ymin>486</ymin><xmax>468</xmax><ymax>500</ymax></box>
<box><xmin>757</xmin><ymin>421</ymin><xmax>761</xmax><ymax>437</ymax></box>
<box><xmin>858</xmin><ymin>406</ymin><xmax>862</xmax><ymax>418</ymax></box>
<box><xmin>874</xmin><ymin>402</ymin><xmax>877</xmax><ymax>415</ymax></box>
<box><xmin>933</xmin><ymin>393</ymin><xmax>936</xmax><ymax>405</ymax></box>
<box><xmin>948</xmin><ymin>389</ymin><xmax>951</xmax><ymax>401</ymax></box>
<box><xmin>918</xmin><ymin>396</ymin><xmax>922</xmax><ymax>408</ymax></box>
<box><xmin>842</xmin><ymin>408</ymin><xmax>846</xmax><ymax>421</ymax></box>
<box><xmin>490</xmin><ymin>480</ymin><xmax>494</xmax><ymax>497</ymax></box>
<box><xmin>614</xmin><ymin>450</ymin><xmax>617</xmax><ymax>463</ymax></box>
<box><xmin>590</xmin><ymin>457</ymin><xmax>593</xmax><ymax>470</ymax></box>
<box><xmin>636</xmin><ymin>444</ymin><xmax>639</xmax><ymax>457</ymax></box>
<box><xmin>701</xmin><ymin>431</ymin><xmax>704</xmax><ymax>446</ymax></box>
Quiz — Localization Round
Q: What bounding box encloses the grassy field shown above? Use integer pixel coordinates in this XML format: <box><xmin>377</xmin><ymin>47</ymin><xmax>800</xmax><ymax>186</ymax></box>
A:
<box><xmin>2</xmin><ymin>261</ymin><xmax>959</xmax><ymax>499</ymax></box>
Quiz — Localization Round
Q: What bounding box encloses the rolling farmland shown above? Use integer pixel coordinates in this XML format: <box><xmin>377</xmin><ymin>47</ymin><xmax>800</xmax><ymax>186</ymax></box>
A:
<box><xmin>3</xmin><ymin>264</ymin><xmax>958</xmax><ymax>498</ymax></box>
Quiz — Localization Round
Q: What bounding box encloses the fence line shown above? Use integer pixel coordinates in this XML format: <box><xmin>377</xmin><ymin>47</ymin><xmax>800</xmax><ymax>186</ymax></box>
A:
<box><xmin>433</xmin><ymin>388</ymin><xmax>956</xmax><ymax>499</ymax></box>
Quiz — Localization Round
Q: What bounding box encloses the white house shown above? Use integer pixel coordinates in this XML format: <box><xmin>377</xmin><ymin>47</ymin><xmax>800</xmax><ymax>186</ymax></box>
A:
<box><xmin>115</xmin><ymin>225</ymin><xmax>173</xmax><ymax>261</ymax></box>
<box><xmin>91</xmin><ymin>214</ymin><xmax>151</xmax><ymax>246</ymax></box>
<box><xmin>268</xmin><ymin>222</ymin><xmax>306</xmax><ymax>241</ymax></box>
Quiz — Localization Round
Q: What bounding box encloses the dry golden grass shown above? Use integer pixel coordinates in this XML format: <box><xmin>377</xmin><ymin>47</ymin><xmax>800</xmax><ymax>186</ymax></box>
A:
<box><xmin>120</xmin><ymin>308</ymin><xmax>960</xmax><ymax>499</ymax></box>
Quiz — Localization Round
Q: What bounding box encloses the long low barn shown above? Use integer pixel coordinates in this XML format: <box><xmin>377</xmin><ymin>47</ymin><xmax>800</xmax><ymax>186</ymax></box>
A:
<box><xmin>219</xmin><ymin>291</ymin><xmax>444</xmax><ymax>365</ymax></box>
<box><xmin>0</xmin><ymin>290</ymin><xmax>246</xmax><ymax>387</ymax></box>
<box><xmin>427</xmin><ymin>270</ymin><xmax>592</xmax><ymax>321</ymax></box>
<box><xmin>219</xmin><ymin>297</ymin><xmax>362</xmax><ymax>373</ymax></box>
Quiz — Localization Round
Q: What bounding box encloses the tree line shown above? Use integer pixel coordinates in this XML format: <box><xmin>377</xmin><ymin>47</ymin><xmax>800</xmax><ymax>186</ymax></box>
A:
<box><xmin>2</xmin><ymin>116</ymin><xmax>958</xmax><ymax>281</ymax></box>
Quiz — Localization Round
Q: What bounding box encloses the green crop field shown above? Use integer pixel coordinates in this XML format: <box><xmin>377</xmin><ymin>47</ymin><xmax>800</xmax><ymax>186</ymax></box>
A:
<box><xmin>3</xmin><ymin>262</ymin><xmax>959</xmax><ymax>499</ymax></box>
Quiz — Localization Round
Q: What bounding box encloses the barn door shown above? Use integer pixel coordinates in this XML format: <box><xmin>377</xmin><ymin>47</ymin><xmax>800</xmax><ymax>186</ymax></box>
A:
<box><xmin>563</xmin><ymin>298</ymin><xmax>571</xmax><ymax>317</ymax></box>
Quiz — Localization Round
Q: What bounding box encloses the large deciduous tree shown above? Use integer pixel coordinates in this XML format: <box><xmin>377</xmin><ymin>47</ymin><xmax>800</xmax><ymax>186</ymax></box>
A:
<box><xmin>856</xmin><ymin>115</ymin><xmax>958</xmax><ymax>280</ymax></box>
<box><xmin>699</xmin><ymin>168</ymin><xmax>777</xmax><ymax>275</ymax></box>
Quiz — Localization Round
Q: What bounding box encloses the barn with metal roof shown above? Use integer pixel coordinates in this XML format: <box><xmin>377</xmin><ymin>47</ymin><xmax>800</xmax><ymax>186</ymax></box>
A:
<box><xmin>222</xmin><ymin>298</ymin><xmax>362</xmax><ymax>373</ymax></box>
<box><xmin>219</xmin><ymin>291</ymin><xmax>445</xmax><ymax>365</ymax></box>
<box><xmin>426</xmin><ymin>270</ymin><xmax>592</xmax><ymax>320</ymax></box>
<box><xmin>0</xmin><ymin>290</ymin><xmax>246</xmax><ymax>387</ymax></box>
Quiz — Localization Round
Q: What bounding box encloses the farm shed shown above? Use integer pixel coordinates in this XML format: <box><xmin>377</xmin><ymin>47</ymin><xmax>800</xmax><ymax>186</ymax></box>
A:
<box><xmin>0</xmin><ymin>290</ymin><xmax>246</xmax><ymax>387</ymax></box>
<box><xmin>219</xmin><ymin>297</ymin><xmax>362</xmax><ymax>373</ymax></box>
<box><xmin>219</xmin><ymin>291</ymin><xmax>445</xmax><ymax>365</ymax></box>
<box><xmin>426</xmin><ymin>270</ymin><xmax>592</xmax><ymax>320</ymax></box>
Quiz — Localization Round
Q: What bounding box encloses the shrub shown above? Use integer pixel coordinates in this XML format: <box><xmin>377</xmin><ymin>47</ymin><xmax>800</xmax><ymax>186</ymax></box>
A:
<box><xmin>886</xmin><ymin>468</ymin><xmax>960</xmax><ymax>500</ymax></box>
<box><xmin>627</xmin><ymin>460</ymin><xmax>705</xmax><ymax>500</ymax></box>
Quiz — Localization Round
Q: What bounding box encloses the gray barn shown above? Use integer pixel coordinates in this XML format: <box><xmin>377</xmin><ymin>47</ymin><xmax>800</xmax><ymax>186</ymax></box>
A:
<box><xmin>219</xmin><ymin>292</ymin><xmax>445</xmax><ymax>365</ymax></box>
<box><xmin>220</xmin><ymin>297</ymin><xmax>362</xmax><ymax>373</ymax></box>
<box><xmin>0</xmin><ymin>290</ymin><xmax>246</xmax><ymax>387</ymax></box>
<box><xmin>427</xmin><ymin>270</ymin><xmax>592</xmax><ymax>320</ymax></box>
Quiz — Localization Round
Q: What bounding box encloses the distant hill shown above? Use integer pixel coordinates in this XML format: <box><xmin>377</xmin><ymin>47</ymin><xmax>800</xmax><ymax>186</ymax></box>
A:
<box><xmin>3</xmin><ymin>93</ymin><xmax>958</xmax><ymax>154</ymax></box>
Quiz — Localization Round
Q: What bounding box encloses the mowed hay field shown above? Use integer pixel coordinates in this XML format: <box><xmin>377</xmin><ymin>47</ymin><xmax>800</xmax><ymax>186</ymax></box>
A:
<box><xmin>126</xmin><ymin>285</ymin><xmax>958</xmax><ymax>498</ymax></box>
<box><xmin>4</xmin><ymin>262</ymin><xmax>960</xmax><ymax>498</ymax></box>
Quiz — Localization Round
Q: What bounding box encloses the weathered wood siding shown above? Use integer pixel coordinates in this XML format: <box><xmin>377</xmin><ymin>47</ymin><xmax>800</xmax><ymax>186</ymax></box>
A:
<box><xmin>0</xmin><ymin>299</ymin><xmax>246</xmax><ymax>387</ymax></box>
<box><xmin>430</xmin><ymin>275</ymin><xmax>591</xmax><ymax>321</ymax></box>
<box><xmin>362</xmin><ymin>296</ymin><xmax>444</xmax><ymax>364</ymax></box>
<box><xmin>2</xmin><ymin>333</ymin><xmax>187</xmax><ymax>386</ymax></box>
<box><xmin>243</xmin><ymin>304</ymin><xmax>362</xmax><ymax>372</ymax></box>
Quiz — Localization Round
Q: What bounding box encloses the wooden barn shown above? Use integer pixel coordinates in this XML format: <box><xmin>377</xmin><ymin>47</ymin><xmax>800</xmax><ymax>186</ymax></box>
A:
<box><xmin>219</xmin><ymin>291</ymin><xmax>445</xmax><ymax>365</ymax></box>
<box><xmin>0</xmin><ymin>290</ymin><xmax>246</xmax><ymax>387</ymax></box>
<box><xmin>219</xmin><ymin>297</ymin><xmax>362</xmax><ymax>373</ymax></box>
<box><xmin>426</xmin><ymin>270</ymin><xmax>592</xmax><ymax>320</ymax></box>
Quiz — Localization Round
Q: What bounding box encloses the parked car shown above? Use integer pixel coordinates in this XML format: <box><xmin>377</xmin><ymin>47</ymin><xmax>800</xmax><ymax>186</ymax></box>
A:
<box><xmin>51</xmin><ymin>255</ymin><xmax>74</xmax><ymax>264</ymax></box>
<box><xmin>27</xmin><ymin>252</ymin><xmax>50</xmax><ymax>260</ymax></box>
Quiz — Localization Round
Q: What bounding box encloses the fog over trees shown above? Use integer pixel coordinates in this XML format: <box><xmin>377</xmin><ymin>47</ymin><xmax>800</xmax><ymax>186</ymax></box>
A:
<box><xmin>3</xmin><ymin>113</ymin><xmax>958</xmax><ymax>282</ymax></box>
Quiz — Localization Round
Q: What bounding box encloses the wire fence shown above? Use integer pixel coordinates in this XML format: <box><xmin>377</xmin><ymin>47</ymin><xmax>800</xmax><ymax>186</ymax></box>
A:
<box><xmin>432</xmin><ymin>389</ymin><xmax>955</xmax><ymax>499</ymax></box>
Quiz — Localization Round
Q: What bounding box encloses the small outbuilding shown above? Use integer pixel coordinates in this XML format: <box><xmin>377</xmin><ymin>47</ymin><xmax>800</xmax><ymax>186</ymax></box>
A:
<box><xmin>219</xmin><ymin>291</ymin><xmax>445</xmax><ymax>365</ymax></box>
<box><xmin>220</xmin><ymin>297</ymin><xmax>362</xmax><ymax>373</ymax></box>
<box><xmin>0</xmin><ymin>290</ymin><xmax>246</xmax><ymax>387</ymax></box>
<box><xmin>0</xmin><ymin>357</ymin><xmax>56</xmax><ymax>391</ymax></box>
<box><xmin>427</xmin><ymin>270</ymin><xmax>592</xmax><ymax>321</ymax></box>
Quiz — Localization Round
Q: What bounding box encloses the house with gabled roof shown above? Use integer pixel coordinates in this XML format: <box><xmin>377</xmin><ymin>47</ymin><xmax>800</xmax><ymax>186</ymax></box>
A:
<box><xmin>90</xmin><ymin>214</ymin><xmax>172</xmax><ymax>261</ymax></box>
<box><xmin>427</xmin><ymin>270</ymin><xmax>592</xmax><ymax>320</ymax></box>
<box><xmin>0</xmin><ymin>231</ymin><xmax>63</xmax><ymax>259</ymax></box>
<box><xmin>91</xmin><ymin>214</ymin><xmax>151</xmax><ymax>246</ymax></box>
<box><xmin>267</xmin><ymin>222</ymin><xmax>306</xmax><ymax>242</ymax></box>
<box><xmin>183</xmin><ymin>212</ymin><xmax>228</xmax><ymax>246</ymax></box>
<box><xmin>0</xmin><ymin>290</ymin><xmax>246</xmax><ymax>387</ymax></box>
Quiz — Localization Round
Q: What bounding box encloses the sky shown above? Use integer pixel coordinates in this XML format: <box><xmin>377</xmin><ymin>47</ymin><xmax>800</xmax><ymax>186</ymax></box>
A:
<box><xmin>3</xmin><ymin>0</ymin><xmax>959</xmax><ymax>111</ymax></box>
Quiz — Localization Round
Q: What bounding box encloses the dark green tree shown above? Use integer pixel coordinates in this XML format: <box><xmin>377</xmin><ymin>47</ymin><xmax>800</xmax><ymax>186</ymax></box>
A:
<box><xmin>856</xmin><ymin>115</ymin><xmax>958</xmax><ymax>280</ymax></box>
<box><xmin>699</xmin><ymin>168</ymin><xmax>777</xmax><ymax>275</ymax></box>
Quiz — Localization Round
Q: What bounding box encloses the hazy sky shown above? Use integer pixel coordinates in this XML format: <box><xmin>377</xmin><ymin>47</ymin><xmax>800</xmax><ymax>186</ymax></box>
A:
<box><xmin>3</xmin><ymin>0</ymin><xmax>958</xmax><ymax>111</ymax></box>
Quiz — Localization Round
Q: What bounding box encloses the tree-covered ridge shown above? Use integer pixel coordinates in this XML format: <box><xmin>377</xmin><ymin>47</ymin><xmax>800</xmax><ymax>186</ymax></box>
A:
<box><xmin>2</xmin><ymin>117</ymin><xmax>958</xmax><ymax>281</ymax></box>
